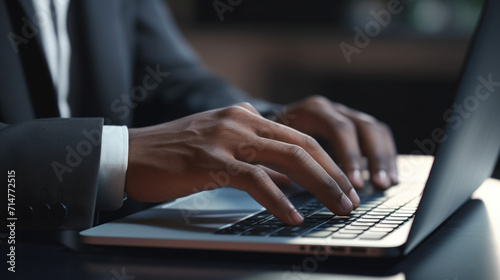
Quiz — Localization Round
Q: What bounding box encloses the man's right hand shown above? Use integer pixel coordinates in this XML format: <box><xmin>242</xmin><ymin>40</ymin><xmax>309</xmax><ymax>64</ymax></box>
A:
<box><xmin>125</xmin><ymin>103</ymin><xmax>360</xmax><ymax>226</ymax></box>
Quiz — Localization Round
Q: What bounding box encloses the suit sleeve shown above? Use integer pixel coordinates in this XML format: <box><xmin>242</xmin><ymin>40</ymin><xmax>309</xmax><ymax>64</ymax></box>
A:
<box><xmin>131</xmin><ymin>0</ymin><xmax>280</xmax><ymax>127</ymax></box>
<box><xmin>0</xmin><ymin>118</ymin><xmax>103</xmax><ymax>231</ymax></box>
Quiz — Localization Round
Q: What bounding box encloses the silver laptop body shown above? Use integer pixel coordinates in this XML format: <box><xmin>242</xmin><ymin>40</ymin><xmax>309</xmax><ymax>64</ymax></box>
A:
<box><xmin>80</xmin><ymin>0</ymin><xmax>500</xmax><ymax>257</ymax></box>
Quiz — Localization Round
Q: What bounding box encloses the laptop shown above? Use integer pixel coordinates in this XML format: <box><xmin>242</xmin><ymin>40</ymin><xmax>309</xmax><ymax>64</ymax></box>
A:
<box><xmin>80</xmin><ymin>0</ymin><xmax>500</xmax><ymax>257</ymax></box>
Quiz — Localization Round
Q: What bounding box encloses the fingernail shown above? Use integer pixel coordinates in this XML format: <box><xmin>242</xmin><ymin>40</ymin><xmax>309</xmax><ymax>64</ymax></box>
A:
<box><xmin>340</xmin><ymin>194</ymin><xmax>353</xmax><ymax>213</ymax></box>
<box><xmin>348</xmin><ymin>188</ymin><xmax>360</xmax><ymax>208</ymax></box>
<box><xmin>349</xmin><ymin>170</ymin><xmax>364</xmax><ymax>188</ymax></box>
<box><xmin>374</xmin><ymin>170</ymin><xmax>391</xmax><ymax>189</ymax></box>
<box><xmin>289</xmin><ymin>208</ymin><xmax>304</xmax><ymax>224</ymax></box>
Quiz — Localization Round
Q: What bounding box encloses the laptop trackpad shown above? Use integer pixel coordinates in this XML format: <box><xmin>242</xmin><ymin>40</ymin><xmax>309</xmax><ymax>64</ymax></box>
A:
<box><xmin>118</xmin><ymin>187</ymin><xmax>264</xmax><ymax>233</ymax></box>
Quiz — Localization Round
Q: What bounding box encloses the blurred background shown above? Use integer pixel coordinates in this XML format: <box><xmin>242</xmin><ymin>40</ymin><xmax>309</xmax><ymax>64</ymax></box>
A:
<box><xmin>164</xmin><ymin>0</ymin><xmax>499</xmax><ymax>178</ymax></box>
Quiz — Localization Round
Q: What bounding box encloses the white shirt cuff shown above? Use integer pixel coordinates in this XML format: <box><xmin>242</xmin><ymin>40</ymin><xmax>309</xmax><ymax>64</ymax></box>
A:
<box><xmin>96</xmin><ymin>125</ymin><xmax>129</xmax><ymax>211</ymax></box>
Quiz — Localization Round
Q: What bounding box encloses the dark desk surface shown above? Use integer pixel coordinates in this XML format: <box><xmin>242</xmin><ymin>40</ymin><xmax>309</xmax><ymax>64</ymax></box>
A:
<box><xmin>3</xmin><ymin>179</ymin><xmax>500</xmax><ymax>280</ymax></box>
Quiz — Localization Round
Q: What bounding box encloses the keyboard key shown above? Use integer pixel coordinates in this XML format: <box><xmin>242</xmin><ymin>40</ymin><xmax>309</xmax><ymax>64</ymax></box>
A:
<box><xmin>380</xmin><ymin>220</ymin><xmax>405</xmax><ymax>225</ymax></box>
<box><xmin>373</xmin><ymin>223</ymin><xmax>399</xmax><ymax>229</ymax></box>
<box><xmin>298</xmin><ymin>209</ymin><xmax>319</xmax><ymax>216</ymax></box>
<box><xmin>396</xmin><ymin>210</ymin><xmax>416</xmax><ymax>215</ymax></box>
<box><xmin>351</xmin><ymin>221</ymin><xmax>376</xmax><ymax>227</ymax></box>
<box><xmin>313</xmin><ymin>211</ymin><xmax>335</xmax><ymax>216</ymax></box>
<box><xmin>344</xmin><ymin>225</ymin><xmax>371</xmax><ymax>231</ymax></box>
<box><xmin>247</xmin><ymin>213</ymin><xmax>273</xmax><ymax>221</ymax></box>
<box><xmin>361</xmin><ymin>202</ymin><xmax>377</xmax><ymax>208</ymax></box>
<box><xmin>401</xmin><ymin>206</ymin><xmax>417</xmax><ymax>211</ymax></box>
<box><xmin>323</xmin><ymin>226</ymin><xmax>343</xmax><ymax>232</ymax></box>
<box><xmin>368</xmin><ymin>211</ymin><xmax>392</xmax><ymax>216</ymax></box>
<box><xmin>271</xmin><ymin>226</ymin><xmax>310</xmax><ymax>237</ymax></box>
<box><xmin>303</xmin><ymin>231</ymin><xmax>332</xmax><ymax>238</ymax></box>
<box><xmin>234</xmin><ymin>220</ymin><xmax>259</xmax><ymax>227</ymax></box>
<box><xmin>366</xmin><ymin>227</ymin><xmax>394</xmax><ymax>233</ymax></box>
<box><xmin>331</xmin><ymin>233</ymin><xmax>359</xmax><ymax>239</ymax></box>
<box><xmin>362</xmin><ymin>215</ymin><xmax>385</xmax><ymax>220</ymax></box>
<box><xmin>359</xmin><ymin>232</ymin><xmax>388</xmax><ymax>240</ymax></box>
<box><xmin>374</xmin><ymin>206</ymin><xmax>399</xmax><ymax>211</ymax></box>
<box><xmin>303</xmin><ymin>217</ymin><xmax>330</xmax><ymax>224</ymax></box>
<box><xmin>261</xmin><ymin>220</ymin><xmax>286</xmax><ymax>226</ymax></box>
<box><xmin>390</xmin><ymin>213</ymin><xmax>413</xmax><ymax>218</ymax></box>
<box><xmin>338</xmin><ymin>229</ymin><xmax>365</xmax><ymax>234</ymax></box>
<box><xmin>332</xmin><ymin>215</ymin><xmax>354</xmax><ymax>220</ymax></box>
<box><xmin>241</xmin><ymin>225</ymin><xmax>281</xmax><ymax>236</ymax></box>
<box><xmin>347</xmin><ymin>212</ymin><xmax>363</xmax><ymax>218</ymax></box>
<box><xmin>355</xmin><ymin>207</ymin><xmax>374</xmax><ymax>212</ymax></box>
<box><xmin>357</xmin><ymin>218</ymin><xmax>380</xmax><ymax>223</ymax></box>
<box><xmin>385</xmin><ymin>216</ymin><xmax>408</xmax><ymax>221</ymax></box>
<box><xmin>325</xmin><ymin>218</ymin><xmax>352</xmax><ymax>225</ymax></box>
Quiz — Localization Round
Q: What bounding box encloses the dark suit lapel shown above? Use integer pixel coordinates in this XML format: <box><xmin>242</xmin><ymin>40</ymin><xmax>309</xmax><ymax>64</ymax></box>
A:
<box><xmin>4</xmin><ymin>0</ymin><xmax>60</xmax><ymax>118</ymax></box>
<box><xmin>17</xmin><ymin>0</ymin><xmax>39</xmax><ymax>41</ymax></box>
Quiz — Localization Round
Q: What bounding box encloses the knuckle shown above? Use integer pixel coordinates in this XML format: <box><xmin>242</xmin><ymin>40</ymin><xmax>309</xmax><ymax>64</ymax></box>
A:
<box><xmin>211</xmin><ymin>119</ymin><xmax>233</xmax><ymax>135</ymax></box>
<box><xmin>234</xmin><ymin>102</ymin><xmax>255</xmax><ymax>111</ymax></box>
<box><xmin>303</xmin><ymin>135</ymin><xmax>321</xmax><ymax>151</ymax></box>
<box><xmin>335</xmin><ymin>191</ymin><xmax>345</xmax><ymax>205</ymax></box>
<box><xmin>332</xmin><ymin>102</ymin><xmax>348</xmax><ymax>110</ymax></box>
<box><xmin>246</xmin><ymin>166</ymin><xmax>270</xmax><ymax>185</ymax></box>
<box><xmin>218</xmin><ymin>105</ymin><xmax>249</xmax><ymax>119</ymax></box>
<box><xmin>323</xmin><ymin>184</ymin><xmax>345</xmax><ymax>210</ymax></box>
<box><xmin>338</xmin><ymin>173</ymin><xmax>352</xmax><ymax>187</ymax></box>
<box><xmin>356</xmin><ymin>113</ymin><xmax>378</xmax><ymax>126</ymax></box>
<box><xmin>323</xmin><ymin>175</ymin><xmax>337</xmax><ymax>188</ymax></box>
<box><xmin>275</xmin><ymin>193</ymin><xmax>290</xmax><ymax>206</ymax></box>
<box><xmin>333</xmin><ymin>118</ymin><xmax>356</xmax><ymax>131</ymax></box>
<box><xmin>285</xmin><ymin>144</ymin><xmax>308</xmax><ymax>161</ymax></box>
<box><xmin>304</xmin><ymin>95</ymin><xmax>329</xmax><ymax>107</ymax></box>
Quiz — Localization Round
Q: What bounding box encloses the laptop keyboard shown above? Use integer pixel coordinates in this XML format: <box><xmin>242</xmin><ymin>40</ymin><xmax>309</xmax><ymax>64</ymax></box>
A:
<box><xmin>215</xmin><ymin>188</ymin><xmax>419</xmax><ymax>240</ymax></box>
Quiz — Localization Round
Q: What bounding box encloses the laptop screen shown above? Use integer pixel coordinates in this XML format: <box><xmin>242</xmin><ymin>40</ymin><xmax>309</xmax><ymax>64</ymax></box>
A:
<box><xmin>405</xmin><ymin>0</ymin><xmax>500</xmax><ymax>254</ymax></box>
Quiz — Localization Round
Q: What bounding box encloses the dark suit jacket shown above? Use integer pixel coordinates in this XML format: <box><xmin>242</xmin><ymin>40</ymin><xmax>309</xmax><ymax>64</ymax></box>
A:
<box><xmin>0</xmin><ymin>0</ymin><xmax>274</xmax><ymax>230</ymax></box>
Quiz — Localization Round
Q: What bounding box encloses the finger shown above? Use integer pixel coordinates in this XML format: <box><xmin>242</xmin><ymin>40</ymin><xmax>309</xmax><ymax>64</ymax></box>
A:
<box><xmin>231</xmin><ymin>108</ymin><xmax>359</xmax><ymax>209</ymax></box>
<box><xmin>245</xmin><ymin>117</ymin><xmax>360</xmax><ymax>206</ymax></box>
<box><xmin>258</xmin><ymin>165</ymin><xmax>293</xmax><ymax>187</ymax></box>
<box><xmin>317</xmin><ymin>109</ymin><xmax>365</xmax><ymax>189</ymax></box>
<box><xmin>336</xmin><ymin>107</ymin><xmax>394</xmax><ymax>189</ymax></box>
<box><xmin>275</xmin><ymin>98</ymin><xmax>365</xmax><ymax>189</ymax></box>
<box><xmin>381</xmin><ymin>124</ymin><xmax>399</xmax><ymax>184</ymax></box>
<box><xmin>229</xmin><ymin>162</ymin><xmax>304</xmax><ymax>225</ymax></box>
<box><xmin>333</xmin><ymin>103</ymin><xmax>399</xmax><ymax>188</ymax></box>
<box><xmin>355</xmin><ymin>125</ymin><xmax>391</xmax><ymax>189</ymax></box>
<box><xmin>237</xmin><ymin>137</ymin><xmax>359</xmax><ymax>215</ymax></box>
